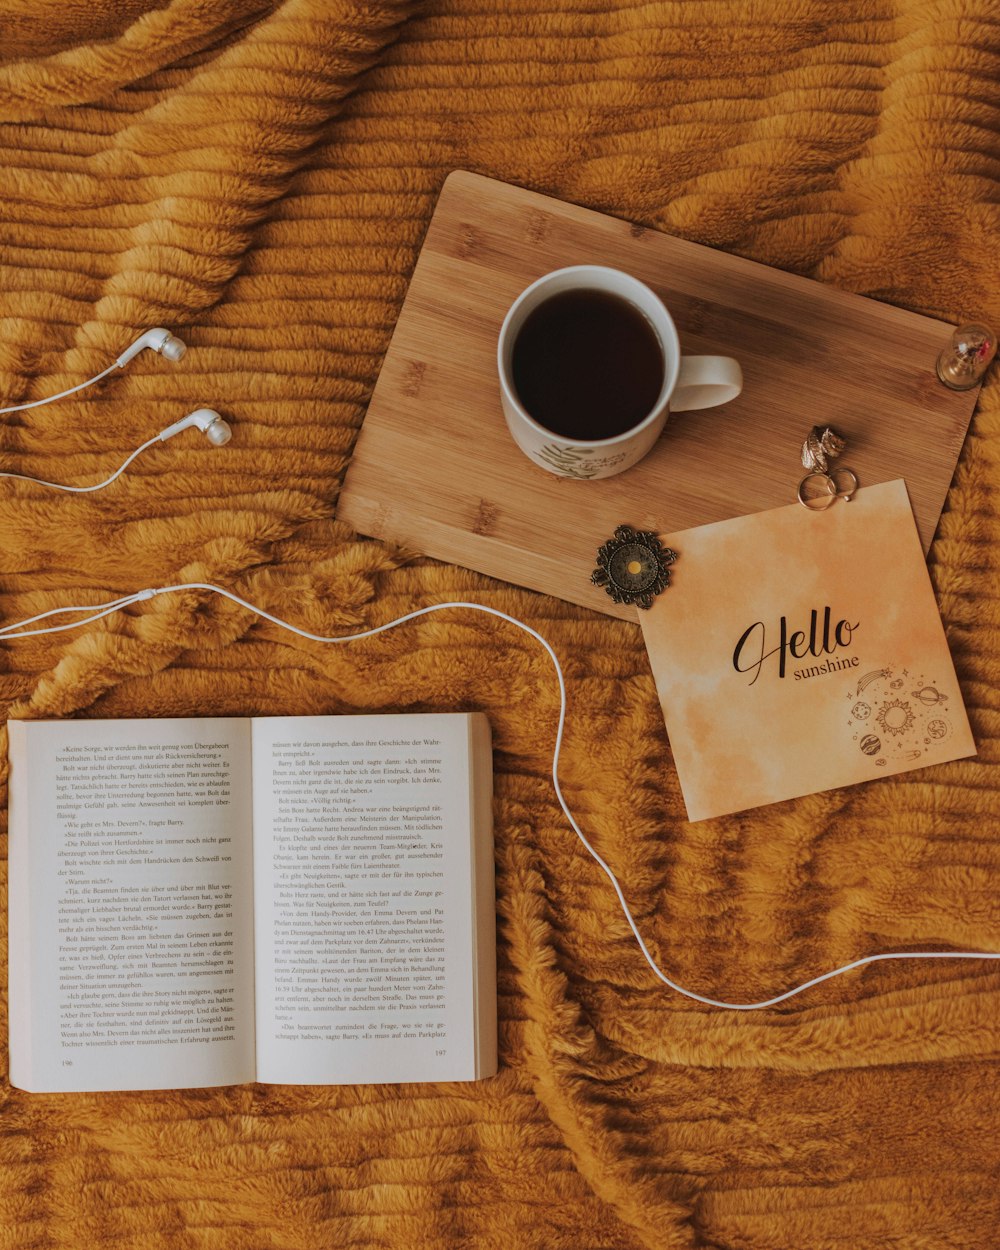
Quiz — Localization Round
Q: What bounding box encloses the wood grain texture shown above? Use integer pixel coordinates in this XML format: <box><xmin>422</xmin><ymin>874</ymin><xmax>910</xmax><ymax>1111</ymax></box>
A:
<box><xmin>340</xmin><ymin>171</ymin><xmax>981</xmax><ymax>620</ymax></box>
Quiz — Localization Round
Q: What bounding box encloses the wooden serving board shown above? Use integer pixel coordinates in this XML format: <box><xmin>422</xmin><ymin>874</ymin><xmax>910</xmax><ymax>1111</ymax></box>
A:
<box><xmin>339</xmin><ymin>171</ymin><xmax>981</xmax><ymax>621</ymax></box>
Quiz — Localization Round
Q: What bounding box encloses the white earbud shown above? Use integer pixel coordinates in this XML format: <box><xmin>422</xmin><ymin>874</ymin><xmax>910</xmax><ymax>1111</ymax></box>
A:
<box><xmin>115</xmin><ymin>327</ymin><xmax>187</xmax><ymax>368</ymax></box>
<box><xmin>0</xmin><ymin>408</ymin><xmax>233</xmax><ymax>493</ymax></box>
<box><xmin>158</xmin><ymin>408</ymin><xmax>232</xmax><ymax>446</ymax></box>
<box><xmin>0</xmin><ymin>327</ymin><xmax>189</xmax><ymax>415</ymax></box>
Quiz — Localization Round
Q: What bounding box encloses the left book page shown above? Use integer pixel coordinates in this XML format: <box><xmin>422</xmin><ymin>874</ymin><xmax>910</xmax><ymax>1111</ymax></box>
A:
<box><xmin>8</xmin><ymin>718</ymin><xmax>257</xmax><ymax>1093</ymax></box>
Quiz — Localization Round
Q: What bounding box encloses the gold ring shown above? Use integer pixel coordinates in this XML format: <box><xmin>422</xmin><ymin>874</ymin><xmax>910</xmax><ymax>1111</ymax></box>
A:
<box><xmin>797</xmin><ymin>471</ymin><xmax>837</xmax><ymax>510</ymax></box>
<box><xmin>830</xmin><ymin>467</ymin><xmax>858</xmax><ymax>501</ymax></box>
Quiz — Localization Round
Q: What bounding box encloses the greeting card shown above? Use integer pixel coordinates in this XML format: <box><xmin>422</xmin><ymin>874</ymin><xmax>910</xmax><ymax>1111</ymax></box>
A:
<box><xmin>639</xmin><ymin>480</ymin><xmax>975</xmax><ymax>822</ymax></box>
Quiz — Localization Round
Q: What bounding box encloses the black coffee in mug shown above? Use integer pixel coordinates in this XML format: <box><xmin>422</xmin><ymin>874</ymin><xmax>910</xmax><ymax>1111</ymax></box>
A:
<box><xmin>511</xmin><ymin>289</ymin><xmax>665</xmax><ymax>441</ymax></box>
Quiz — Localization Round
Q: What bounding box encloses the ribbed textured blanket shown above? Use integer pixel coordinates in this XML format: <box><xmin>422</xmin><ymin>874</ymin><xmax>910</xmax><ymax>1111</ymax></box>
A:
<box><xmin>1</xmin><ymin>2</ymin><xmax>998</xmax><ymax>1247</ymax></box>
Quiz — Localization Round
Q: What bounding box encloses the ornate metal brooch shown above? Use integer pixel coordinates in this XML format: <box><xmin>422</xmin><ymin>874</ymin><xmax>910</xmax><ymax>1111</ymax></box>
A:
<box><xmin>591</xmin><ymin>525</ymin><xmax>677</xmax><ymax>609</ymax></box>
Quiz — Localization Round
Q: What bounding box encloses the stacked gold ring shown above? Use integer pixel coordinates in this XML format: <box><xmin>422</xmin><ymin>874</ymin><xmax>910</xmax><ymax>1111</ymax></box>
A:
<box><xmin>797</xmin><ymin>426</ymin><xmax>858</xmax><ymax>509</ymax></box>
<box><xmin>797</xmin><ymin>467</ymin><xmax>859</xmax><ymax>510</ymax></box>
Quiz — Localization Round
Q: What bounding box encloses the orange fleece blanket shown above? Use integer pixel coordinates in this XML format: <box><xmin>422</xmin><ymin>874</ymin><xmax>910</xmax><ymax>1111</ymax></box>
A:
<box><xmin>1</xmin><ymin>2</ymin><xmax>998</xmax><ymax>1247</ymax></box>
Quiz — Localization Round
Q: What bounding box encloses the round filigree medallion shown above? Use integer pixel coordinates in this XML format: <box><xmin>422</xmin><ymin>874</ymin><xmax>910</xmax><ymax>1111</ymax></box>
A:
<box><xmin>591</xmin><ymin>525</ymin><xmax>677</xmax><ymax>609</ymax></box>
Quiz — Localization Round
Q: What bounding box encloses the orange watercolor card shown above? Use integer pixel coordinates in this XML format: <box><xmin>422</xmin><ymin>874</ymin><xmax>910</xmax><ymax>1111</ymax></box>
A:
<box><xmin>639</xmin><ymin>480</ymin><xmax>975</xmax><ymax>822</ymax></box>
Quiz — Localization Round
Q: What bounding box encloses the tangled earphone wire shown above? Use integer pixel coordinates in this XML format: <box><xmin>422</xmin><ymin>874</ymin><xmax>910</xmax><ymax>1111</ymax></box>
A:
<box><xmin>2</xmin><ymin>582</ymin><xmax>997</xmax><ymax>1011</ymax></box>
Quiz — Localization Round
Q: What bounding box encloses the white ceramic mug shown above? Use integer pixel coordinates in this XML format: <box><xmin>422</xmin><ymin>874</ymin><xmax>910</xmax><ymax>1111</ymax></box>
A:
<box><xmin>497</xmin><ymin>265</ymin><xmax>742</xmax><ymax>480</ymax></box>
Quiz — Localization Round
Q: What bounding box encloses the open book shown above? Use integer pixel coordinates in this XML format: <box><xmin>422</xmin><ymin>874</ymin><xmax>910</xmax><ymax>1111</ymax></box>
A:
<box><xmin>7</xmin><ymin>713</ymin><xmax>496</xmax><ymax>1093</ymax></box>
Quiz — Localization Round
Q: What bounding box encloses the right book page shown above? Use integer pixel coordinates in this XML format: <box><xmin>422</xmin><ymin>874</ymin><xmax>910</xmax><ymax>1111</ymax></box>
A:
<box><xmin>250</xmin><ymin>712</ymin><xmax>496</xmax><ymax>1085</ymax></box>
<box><xmin>640</xmin><ymin>480</ymin><xmax>976</xmax><ymax>822</ymax></box>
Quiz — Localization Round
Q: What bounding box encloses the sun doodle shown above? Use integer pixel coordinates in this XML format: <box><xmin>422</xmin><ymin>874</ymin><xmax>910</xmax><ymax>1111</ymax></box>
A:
<box><xmin>876</xmin><ymin>698</ymin><xmax>916</xmax><ymax>737</ymax></box>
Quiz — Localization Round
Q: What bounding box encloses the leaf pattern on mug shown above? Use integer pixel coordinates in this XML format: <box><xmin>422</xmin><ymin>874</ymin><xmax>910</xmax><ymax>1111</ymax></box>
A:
<box><xmin>537</xmin><ymin>444</ymin><xmax>600</xmax><ymax>479</ymax></box>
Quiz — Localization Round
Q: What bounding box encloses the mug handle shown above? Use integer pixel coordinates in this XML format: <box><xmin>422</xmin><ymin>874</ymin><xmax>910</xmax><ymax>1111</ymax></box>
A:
<box><xmin>671</xmin><ymin>356</ymin><xmax>743</xmax><ymax>412</ymax></box>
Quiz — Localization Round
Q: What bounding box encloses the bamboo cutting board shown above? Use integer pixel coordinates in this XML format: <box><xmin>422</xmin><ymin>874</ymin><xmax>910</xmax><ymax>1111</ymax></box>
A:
<box><xmin>338</xmin><ymin>171</ymin><xmax>981</xmax><ymax>621</ymax></box>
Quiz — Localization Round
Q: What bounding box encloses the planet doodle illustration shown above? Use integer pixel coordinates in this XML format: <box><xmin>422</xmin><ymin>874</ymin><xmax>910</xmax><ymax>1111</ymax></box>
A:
<box><xmin>911</xmin><ymin>686</ymin><xmax>948</xmax><ymax>706</ymax></box>
<box><xmin>876</xmin><ymin>699</ymin><xmax>916</xmax><ymax>737</ymax></box>
<box><xmin>857</xmin><ymin>669</ymin><xmax>890</xmax><ymax>695</ymax></box>
<box><xmin>846</xmin><ymin>667</ymin><xmax>956</xmax><ymax>767</ymax></box>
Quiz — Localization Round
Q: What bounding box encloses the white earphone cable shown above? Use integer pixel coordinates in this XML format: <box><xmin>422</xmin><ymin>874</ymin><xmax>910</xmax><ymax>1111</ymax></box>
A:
<box><xmin>2</xmin><ymin>583</ymin><xmax>997</xmax><ymax>1009</ymax></box>
<box><xmin>0</xmin><ymin>436</ymin><xmax>161</xmax><ymax>493</ymax></box>
<box><xmin>0</xmin><ymin>364</ymin><xmax>120</xmax><ymax>415</ymax></box>
<box><xmin>0</xmin><ymin>328</ymin><xmax>187</xmax><ymax>418</ymax></box>
<box><xmin>0</xmin><ymin>411</ymin><xmax>230</xmax><ymax>493</ymax></box>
